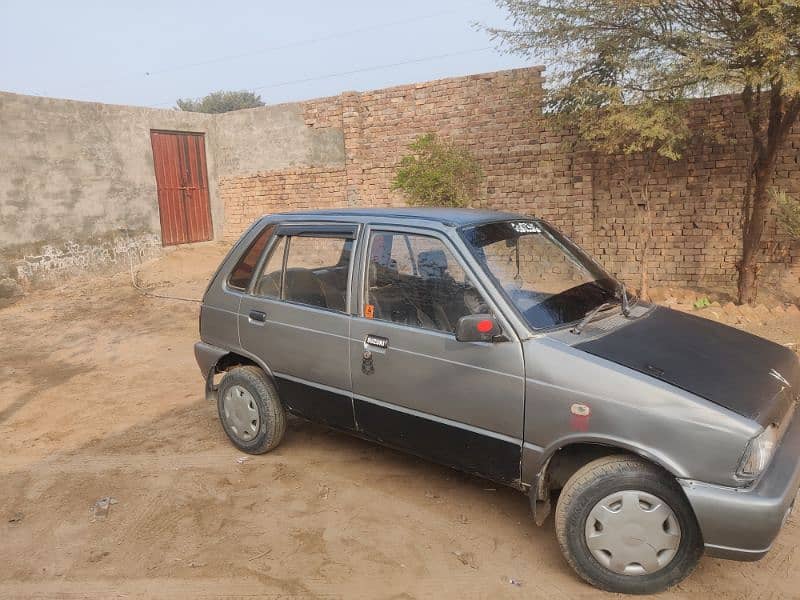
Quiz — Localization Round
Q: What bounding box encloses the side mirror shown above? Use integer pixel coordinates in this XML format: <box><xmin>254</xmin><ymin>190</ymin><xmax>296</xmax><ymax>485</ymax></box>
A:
<box><xmin>455</xmin><ymin>314</ymin><xmax>502</xmax><ymax>343</ymax></box>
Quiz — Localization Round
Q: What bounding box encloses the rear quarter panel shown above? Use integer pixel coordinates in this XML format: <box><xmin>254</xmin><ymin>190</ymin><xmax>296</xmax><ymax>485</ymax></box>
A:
<box><xmin>200</xmin><ymin>219</ymin><xmax>267</xmax><ymax>350</ymax></box>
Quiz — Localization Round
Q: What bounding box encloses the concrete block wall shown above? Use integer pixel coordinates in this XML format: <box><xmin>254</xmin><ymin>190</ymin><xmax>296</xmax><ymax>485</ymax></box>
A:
<box><xmin>0</xmin><ymin>91</ymin><xmax>220</xmax><ymax>284</ymax></box>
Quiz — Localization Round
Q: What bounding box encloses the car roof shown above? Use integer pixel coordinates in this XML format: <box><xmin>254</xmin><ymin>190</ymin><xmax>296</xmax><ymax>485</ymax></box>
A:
<box><xmin>267</xmin><ymin>207</ymin><xmax>527</xmax><ymax>228</ymax></box>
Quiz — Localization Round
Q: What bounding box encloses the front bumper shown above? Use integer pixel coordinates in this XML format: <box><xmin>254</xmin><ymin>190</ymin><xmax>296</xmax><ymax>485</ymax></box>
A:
<box><xmin>680</xmin><ymin>408</ymin><xmax>800</xmax><ymax>561</ymax></box>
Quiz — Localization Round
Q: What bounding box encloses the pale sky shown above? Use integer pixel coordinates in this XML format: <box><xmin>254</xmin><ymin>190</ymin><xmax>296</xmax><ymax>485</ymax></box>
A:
<box><xmin>0</xmin><ymin>0</ymin><xmax>531</xmax><ymax>108</ymax></box>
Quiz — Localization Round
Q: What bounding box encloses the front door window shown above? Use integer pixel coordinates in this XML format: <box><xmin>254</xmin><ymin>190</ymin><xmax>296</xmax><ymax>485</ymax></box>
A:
<box><xmin>365</xmin><ymin>232</ymin><xmax>488</xmax><ymax>333</ymax></box>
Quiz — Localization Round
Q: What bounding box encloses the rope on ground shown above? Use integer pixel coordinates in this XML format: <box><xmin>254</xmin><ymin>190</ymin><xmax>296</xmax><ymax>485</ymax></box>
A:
<box><xmin>127</xmin><ymin>252</ymin><xmax>203</xmax><ymax>304</ymax></box>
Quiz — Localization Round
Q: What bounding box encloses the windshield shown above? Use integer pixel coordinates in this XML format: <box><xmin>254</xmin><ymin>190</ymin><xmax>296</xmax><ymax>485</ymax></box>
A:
<box><xmin>461</xmin><ymin>220</ymin><xmax>618</xmax><ymax>329</ymax></box>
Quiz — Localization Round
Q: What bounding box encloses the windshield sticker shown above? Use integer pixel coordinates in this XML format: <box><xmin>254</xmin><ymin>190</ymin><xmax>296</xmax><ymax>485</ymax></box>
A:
<box><xmin>511</xmin><ymin>221</ymin><xmax>541</xmax><ymax>234</ymax></box>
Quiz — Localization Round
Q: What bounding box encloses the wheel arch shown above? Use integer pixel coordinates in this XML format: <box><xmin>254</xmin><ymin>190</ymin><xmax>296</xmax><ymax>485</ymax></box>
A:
<box><xmin>528</xmin><ymin>435</ymin><xmax>690</xmax><ymax>524</ymax></box>
<box><xmin>201</xmin><ymin>347</ymin><xmax>277</xmax><ymax>402</ymax></box>
<box><xmin>538</xmin><ymin>435</ymin><xmax>687</xmax><ymax>486</ymax></box>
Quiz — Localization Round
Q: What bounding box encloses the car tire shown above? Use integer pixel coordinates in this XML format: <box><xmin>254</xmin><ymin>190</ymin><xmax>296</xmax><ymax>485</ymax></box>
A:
<box><xmin>554</xmin><ymin>454</ymin><xmax>703</xmax><ymax>595</ymax></box>
<box><xmin>217</xmin><ymin>365</ymin><xmax>286</xmax><ymax>454</ymax></box>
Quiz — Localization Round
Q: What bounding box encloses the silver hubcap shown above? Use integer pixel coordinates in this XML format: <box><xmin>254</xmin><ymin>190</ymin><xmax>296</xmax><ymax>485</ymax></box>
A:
<box><xmin>222</xmin><ymin>385</ymin><xmax>260</xmax><ymax>441</ymax></box>
<box><xmin>584</xmin><ymin>490</ymin><xmax>681</xmax><ymax>576</ymax></box>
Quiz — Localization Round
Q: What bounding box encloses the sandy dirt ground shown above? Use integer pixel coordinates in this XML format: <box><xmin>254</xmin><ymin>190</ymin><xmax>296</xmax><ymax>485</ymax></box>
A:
<box><xmin>2</xmin><ymin>242</ymin><xmax>800</xmax><ymax>599</ymax></box>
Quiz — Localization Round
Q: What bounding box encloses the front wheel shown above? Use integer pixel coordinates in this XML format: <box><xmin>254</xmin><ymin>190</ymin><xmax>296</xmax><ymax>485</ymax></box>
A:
<box><xmin>554</xmin><ymin>455</ymin><xmax>703</xmax><ymax>594</ymax></box>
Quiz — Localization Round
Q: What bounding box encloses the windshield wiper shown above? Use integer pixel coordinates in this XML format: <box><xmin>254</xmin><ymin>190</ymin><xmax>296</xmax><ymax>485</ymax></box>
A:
<box><xmin>571</xmin><ymin>301</ymin><xmax>617</xmax><ymax>335</ymax></box>
<box><xmin>619</xmin><ymin>282</ymin><xmax>631</xmax><ymax>317</ymax></box>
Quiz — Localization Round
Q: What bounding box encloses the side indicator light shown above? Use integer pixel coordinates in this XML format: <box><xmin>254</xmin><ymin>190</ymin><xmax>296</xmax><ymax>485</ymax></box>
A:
<box><xmin>476</xmin><ymin>319</ymin><xmax>493</xmax><ymax>333</ymax></box>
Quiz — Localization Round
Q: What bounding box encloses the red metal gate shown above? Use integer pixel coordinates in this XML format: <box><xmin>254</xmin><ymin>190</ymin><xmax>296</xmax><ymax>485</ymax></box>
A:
<box><xmin>150</xmin><ymin>131</ymin><xmax>213</xmax><ymax>246</ymax></box>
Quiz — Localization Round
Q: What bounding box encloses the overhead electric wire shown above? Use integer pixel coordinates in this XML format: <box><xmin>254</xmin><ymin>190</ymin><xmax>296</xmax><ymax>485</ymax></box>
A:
<box><xmin>145</xmin><ymin>8</ymin><xmax>469</xmax><ymax>77</ymax></box>
<box><xmin>147</xmin><ymin>46</ymin><xmax>493</xmax><ymax>106</ymax></box>
<box><xmin>250</xmin><ymin>46</ymin><xmax>493</xmax><ymax>91</ymax></box>
<box><xmin>75</xmin><ymin>3</ymin><xmax>482</xmax><ymax>91</ymax></box>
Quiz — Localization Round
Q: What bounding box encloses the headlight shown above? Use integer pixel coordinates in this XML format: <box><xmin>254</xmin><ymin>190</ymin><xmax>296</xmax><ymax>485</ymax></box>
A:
<box><xmin>737</xmin><ymin>425</ymin><xmax>778</xmax><ymax>479</ymax></box>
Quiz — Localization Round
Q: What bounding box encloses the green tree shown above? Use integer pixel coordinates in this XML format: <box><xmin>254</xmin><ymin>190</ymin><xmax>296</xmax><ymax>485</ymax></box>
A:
<box><xmin>391</xmin><ymin>133</ymin><xmax>484</xmax><ymax>208</ymax></box>
<box><xmin>176</xmin><ymin>90</ymin><xmax>264</xmax><ymax>113</ymax></box>
<box><xmin>491</xmin><ymin>0</ymin><xmax>800</xmax><ymax>304</ymax></box>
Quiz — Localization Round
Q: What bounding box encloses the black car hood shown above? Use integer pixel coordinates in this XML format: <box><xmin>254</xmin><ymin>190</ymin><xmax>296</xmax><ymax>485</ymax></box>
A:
<box><xmin>575</xmin><ymin>306</ymin><xmax>799</xmax><ymax>425</ymax></box>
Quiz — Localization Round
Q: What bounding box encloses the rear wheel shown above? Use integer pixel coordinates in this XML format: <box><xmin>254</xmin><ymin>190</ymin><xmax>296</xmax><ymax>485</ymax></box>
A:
<box><xmin>217</xmin><ymin>366</ymin><xmax>286</xmax><ymax>454</ymax></box>
<box><xmin>554</xmin><ymin>455</ymin><xmax>703</xmax><ymax>594</ymax></box>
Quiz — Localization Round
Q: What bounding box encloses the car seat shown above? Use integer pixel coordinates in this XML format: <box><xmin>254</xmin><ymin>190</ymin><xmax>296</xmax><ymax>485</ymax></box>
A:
<box><xmin>284</xmin><ymin>269</ymin><xmax>327</xmax><ymax>308</ymax></box>
<box><xmin>417</xmin><ymin>249</ymin><xmax>456</xmax><ymax>332</ymax></box>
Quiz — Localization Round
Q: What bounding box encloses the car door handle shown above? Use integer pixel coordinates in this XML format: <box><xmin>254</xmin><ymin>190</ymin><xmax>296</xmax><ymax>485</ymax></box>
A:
<box><xmin>248</xmin><ymin>310</ymin><xmax>267</xmax><ymax>324</ymax></box>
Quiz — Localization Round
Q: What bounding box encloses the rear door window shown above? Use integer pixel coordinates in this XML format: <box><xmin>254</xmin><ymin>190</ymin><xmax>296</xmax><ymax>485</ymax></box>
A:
<box><xmin>284</xmin><ymin>236</ymin><xmax>352</xmax><ymax>311</ymax></box>
<box><xmin>268</xmin><ymin>235</ymin><xmax>353</xmax><ymax>312</ymax></box>
<box><xmin>253</xmin><ymin>236</ymin><xmax>287</xmax><ymax>299</ymax></box>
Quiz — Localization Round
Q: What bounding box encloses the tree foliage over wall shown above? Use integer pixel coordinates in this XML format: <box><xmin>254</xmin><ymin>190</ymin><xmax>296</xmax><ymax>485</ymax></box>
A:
<box><xmin>391</xmin><ymin>133</ymin><xmax>484</xmax><ymax>208</ymax></box>
<box><xmin>775</xmin><ymin>189</ymin><xmax>800</xmax><ymax>240</ymax></box>
<box><xmin>176</xmin><ymin>90</ymin><xmax>265</xmax><ymax>113</ymax></box>
<box><xmin>491</xmin><ymin>0</ymin><xmax>800</xmax><ymax>303</ymax></box>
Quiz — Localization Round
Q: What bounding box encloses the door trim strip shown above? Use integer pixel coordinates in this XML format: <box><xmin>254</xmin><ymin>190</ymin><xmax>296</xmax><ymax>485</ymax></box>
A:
<box><xmin>352</xmin><ymin>392</ymin><xmax>522</xmax><ymax>446</ymax></box>
<box><xmin>272</xmin><ymin>371</ymin><xmax>522</xmax><ymax>446</ymax></box>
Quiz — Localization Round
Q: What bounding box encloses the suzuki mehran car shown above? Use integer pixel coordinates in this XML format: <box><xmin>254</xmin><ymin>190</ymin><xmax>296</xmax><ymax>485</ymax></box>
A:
<box><xmin>195</xmin><ymin>208</ymin><xmax>800</xmax><ymax>594</ymax></box>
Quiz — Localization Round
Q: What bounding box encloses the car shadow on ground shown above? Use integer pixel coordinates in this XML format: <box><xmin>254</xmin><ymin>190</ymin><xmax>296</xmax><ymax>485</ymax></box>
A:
<box><xmin>3</xmin><ymin>393</ymin><xmax>576</xmax><ymax>598</ymax></box>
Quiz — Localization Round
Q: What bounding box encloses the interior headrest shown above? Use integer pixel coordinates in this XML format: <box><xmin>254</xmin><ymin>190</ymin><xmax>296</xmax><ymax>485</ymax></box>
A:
<box><xmin>418</xmin><ymin>249</ymin><xmax>448</xmax><ymax>278</ymax></box>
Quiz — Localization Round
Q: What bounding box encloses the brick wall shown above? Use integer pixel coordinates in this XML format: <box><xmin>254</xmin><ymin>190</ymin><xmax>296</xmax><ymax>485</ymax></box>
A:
<box><xmin>592</xmin><ymin>94</ymin><xmax>800</xmax><ymax>290</ymax></box>
<box><xmin>222</xmin><ymin>166</ymin><xmax>347</xmax><ymax>236</ymax></box>
<box><xmin>219</xmin><ymin>67</ymin><xmax>800</xmax><ymax>293</ymax></box>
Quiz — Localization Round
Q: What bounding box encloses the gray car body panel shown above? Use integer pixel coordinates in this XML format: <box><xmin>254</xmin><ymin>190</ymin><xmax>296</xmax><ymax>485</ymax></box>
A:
<box><xmin>239</xmin><ymin>298</ymin><xmax>352</xmax><ymax>392</ymax></box>
<box><xmin>196</xmin><ymin>207</ymin><xmax>800</xmax><ymax>562</ymax></box>
<box><xmin>520</xmin><ymin>334</ymin><xmax>757</xmax><ymax>484</ymax></box>
<box><xmin>350</xmin><ymin>222</ymin><xmax>526</xmax><ymax>439</ymax></box>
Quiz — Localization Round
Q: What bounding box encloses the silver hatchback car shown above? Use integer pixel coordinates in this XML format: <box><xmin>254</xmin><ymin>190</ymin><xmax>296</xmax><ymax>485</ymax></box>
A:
<box><xmin>195</xmin><ymin>208</ymin><xmax>800</xmax><ymax>594</ymax></box>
